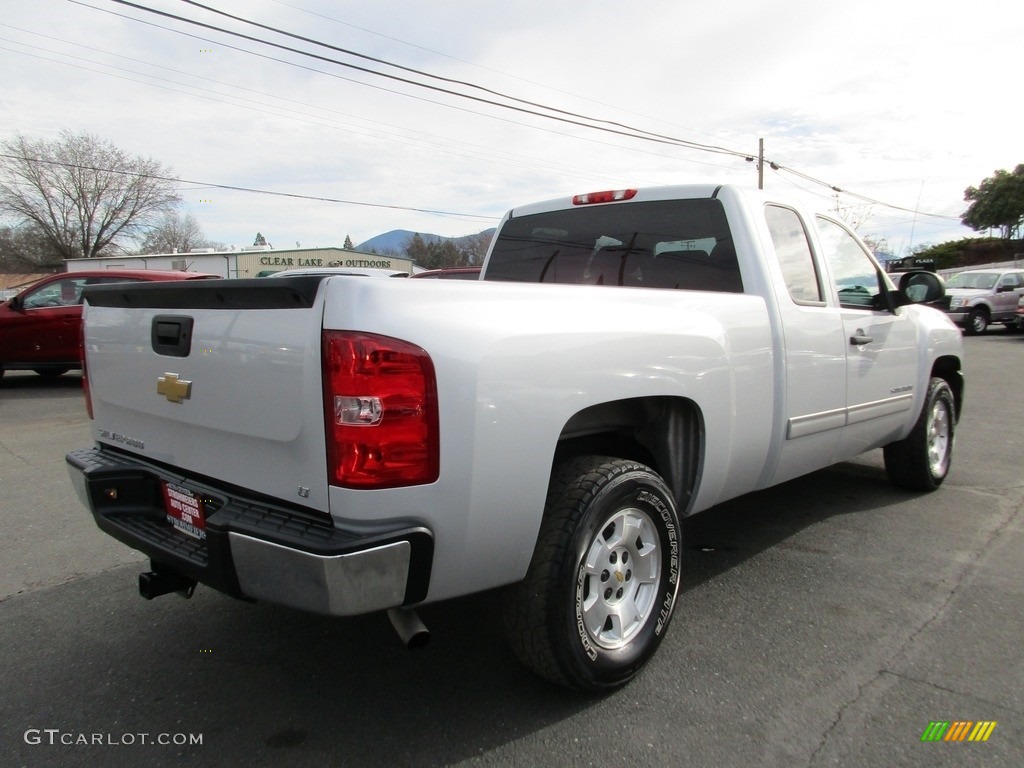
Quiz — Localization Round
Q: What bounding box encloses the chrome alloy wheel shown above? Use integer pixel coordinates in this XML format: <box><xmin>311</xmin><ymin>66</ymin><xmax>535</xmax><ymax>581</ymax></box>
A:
<box><xmin>927</xmin><ymin>396</ymin><xmax>952</xmax><ymax>478</ymax></box>
<box><xmin>578</xmin><ymin>507</ymin><xmax>662</xmax><ymax>651</ymax></box>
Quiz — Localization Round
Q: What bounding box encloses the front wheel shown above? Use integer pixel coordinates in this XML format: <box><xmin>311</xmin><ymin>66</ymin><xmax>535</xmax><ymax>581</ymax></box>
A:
<box><xmin>504</xmin><ymin>456</ymin><xmax>682</xmax><ymax>692</ymax></box>
<box><xmin>964</xmin><ymin>308</ymin><xmax>988</xmax><ymax>335</ymax></box>
<box><xmin>883</xmin><ymin>377</ymin><xmax>956</xmax><ymax>491</ymax></box>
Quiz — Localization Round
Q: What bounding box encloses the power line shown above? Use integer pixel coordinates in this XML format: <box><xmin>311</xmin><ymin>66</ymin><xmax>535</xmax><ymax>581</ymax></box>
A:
<box><xmin>30</xmin><ymin>1</ymin><xmax>973</xmax><ymax>225</ymax></box>
<box><xmin>768</xmin><ymin>163</ymin><xmax>960</xmax><ymax>221</ymax></box>
<box><xmin>176</xmin><ymin>0</ymin><xmax>746</xmax><ymax>158</ymax></box>
<box><xmin>86</xmin><ymin>0</ymin><xmax>751</xmax><ymax>159</ymax></box>
<box><xmin>0</xmin><ymin>152</ymin><xmax>501</xmax><ymax>222</ymax></box>
<box><xmin>0</xmin><ymin>32</ymin><xmax>737</xmax><ymax>187</ymax></box>
<box><xmin>266</xmin><ymin>0</ymin><xmax>727</xmax><ymax>149</ymax></box>
<box><xmin>135</xmin><ymin>0</ymin><xmax>968</xmax><ymax>221</ymax></box>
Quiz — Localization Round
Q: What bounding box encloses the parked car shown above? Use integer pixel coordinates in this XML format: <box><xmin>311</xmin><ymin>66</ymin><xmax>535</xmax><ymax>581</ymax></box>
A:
<box><xmin>0</xmin><ymin>270</ymin><xmax>216</xmax><ymax>379</ymax></box>
<box><xmin>943</xmin><ymin>268</ymin><xmax>1024</xmax><ymax>334</ymax></box>
<box><xmin>1016</xmin><ymin>294</ymin><xmax>1024</xmax><ymax>330</ymax></box>
<box><xmin>411</xmin><ymin>267</ymin><xmax>482</xmax><ymax>280</ymax></box>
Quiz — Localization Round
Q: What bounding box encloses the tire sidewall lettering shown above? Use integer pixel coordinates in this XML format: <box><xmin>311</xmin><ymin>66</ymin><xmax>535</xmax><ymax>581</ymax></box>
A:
<box><xmin>637</xmin><ymin>488</ymin><xmax>680</xmax><ymax>636</ymax></box>
<box><xmin>570</xmin><ymin>477</ymin><xmax>681</xmax><ymax>671</ymax></box>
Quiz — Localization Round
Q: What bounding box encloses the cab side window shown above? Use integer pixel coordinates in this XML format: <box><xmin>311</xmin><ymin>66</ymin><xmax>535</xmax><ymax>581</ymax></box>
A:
<box><xmin>815</xmin><ymin>216</ymin><xmax>883</xmax><ymax>310</ymax></box>
<box><xmin>22</xmin><ymin>278</ymin><xmax>87</xmax><ymax>309</ymax></box>
<box><xmin>765</xmin><ymin>205</ymin><xmax>824</xmax><ymax>304</ymax></box>
<box><xmin>998</xmin><ymin>273</ymin><xmax>1022</xmax><ymax>290</ymax></box>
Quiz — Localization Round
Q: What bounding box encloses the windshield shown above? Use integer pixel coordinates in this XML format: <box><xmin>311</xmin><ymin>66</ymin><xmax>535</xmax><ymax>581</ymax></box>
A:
<box><xmin>946</xmin><ymin>272</ymin><xmax>997</xmax><ymax>290</ymax></box>
<box><xmin>485</xmin><ymin>198</ymin><xmax>742</xmax><ymax>292</ymax></box>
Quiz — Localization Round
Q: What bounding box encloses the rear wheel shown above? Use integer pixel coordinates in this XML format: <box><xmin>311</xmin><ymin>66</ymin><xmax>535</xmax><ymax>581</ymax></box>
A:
<box><xmin>883</xmin><ymin>377</ymin><xmax>956</xmax><ymax>491</ymax></box>
<box><xmin>504</xmin><ymin>456</ymin><xmax>682</xmax><ymax>692</ymax></box>
<box><xmin>34</xmin><ymin>368</ymin><xmax>70</xmax><ymax>378</ymax></box>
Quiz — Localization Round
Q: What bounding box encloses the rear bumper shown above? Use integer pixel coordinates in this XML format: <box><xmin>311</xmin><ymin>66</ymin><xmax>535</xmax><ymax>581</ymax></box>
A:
<box><xmin>66</xmin><ymin>446</ymin><xmax>433</xmax><ymax>615</ymax></box>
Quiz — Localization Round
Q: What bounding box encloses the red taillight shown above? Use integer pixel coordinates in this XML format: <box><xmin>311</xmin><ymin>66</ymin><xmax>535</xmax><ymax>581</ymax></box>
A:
<box><xmin>322</xmin><ymin>331</ymin><xmax>439</xmax><ymax>489</ymax></box>
<box><xmin>572</xmin><ymin>189</ymin><xmax>638</xmax><ymax>205</ymax></box>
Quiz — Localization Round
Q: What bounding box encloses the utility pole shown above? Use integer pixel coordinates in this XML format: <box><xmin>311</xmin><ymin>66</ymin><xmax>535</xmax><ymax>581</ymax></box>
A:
<box><xmin>758</xmin><ymin>138</ymin><xmax>765</xmax><ymax>190</ymax></box>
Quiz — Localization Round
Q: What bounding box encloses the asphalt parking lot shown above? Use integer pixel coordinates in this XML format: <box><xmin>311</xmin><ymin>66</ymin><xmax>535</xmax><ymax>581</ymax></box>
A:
<box><xmin>1</xmin><ymin>332</ymin><xmax>1021</xmax><ymax>768</ymax></box>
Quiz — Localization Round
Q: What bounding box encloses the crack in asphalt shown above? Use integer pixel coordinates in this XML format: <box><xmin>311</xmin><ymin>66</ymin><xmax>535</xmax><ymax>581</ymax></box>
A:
<box><xmin>0</xmin><ymin>438</ymin><xmax>31</xmax><ymax>465</ymax></box>
<box><xmin>804</xmin><ymin>494</ymin><xmax>1022</xmax><ymax>766</ymax></box>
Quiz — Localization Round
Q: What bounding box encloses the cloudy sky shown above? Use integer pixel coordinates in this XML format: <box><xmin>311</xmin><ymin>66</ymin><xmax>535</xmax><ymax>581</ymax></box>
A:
<box><xmin>1</xmin><ymin>0</ymin><xmax>1019</xmax><ymax>255</ymax></box>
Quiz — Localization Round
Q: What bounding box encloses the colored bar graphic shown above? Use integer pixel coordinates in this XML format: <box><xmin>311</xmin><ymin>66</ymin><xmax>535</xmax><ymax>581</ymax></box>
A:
<box><xmin>945</xmin><ymin>721</ymin><xmax>972</xmax><ymax>741</ymax></box>
<box><xmin>968</xmin><ymin>722</ymin><xmax>997</xmax><ymax>742</ymax></box>
<box><xmin>921</xmin><ymin>721</ymin><xmax>996</xmax><ymax>742</ymax></box>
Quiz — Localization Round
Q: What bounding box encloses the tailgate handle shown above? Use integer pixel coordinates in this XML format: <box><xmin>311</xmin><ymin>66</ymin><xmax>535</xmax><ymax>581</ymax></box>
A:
<box><xmin>152</xmin><ymin>315</ymin><xmax>194</xmax><ymax>357</ymax></box>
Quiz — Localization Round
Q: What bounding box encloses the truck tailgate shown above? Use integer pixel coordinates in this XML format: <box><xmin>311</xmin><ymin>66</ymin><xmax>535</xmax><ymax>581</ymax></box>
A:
<box><xmin>82</xmin><ymin>277</ymin><xmax>331</xmax><ymax>513</ymax></box>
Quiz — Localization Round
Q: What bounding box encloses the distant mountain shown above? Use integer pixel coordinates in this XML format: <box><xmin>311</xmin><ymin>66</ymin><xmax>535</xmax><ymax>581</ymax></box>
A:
<box><xmin>357</xmin><ymin>229</ymin><xmax>495</xmax><ymax>254</ymax></box>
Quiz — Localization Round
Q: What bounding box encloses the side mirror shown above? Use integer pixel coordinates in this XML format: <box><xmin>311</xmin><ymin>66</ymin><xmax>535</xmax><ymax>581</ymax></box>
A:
<box><xmin>7</xmin><ymin>295</ymin><xmax>23</xmax><ymax>312</ymax></box>
<box><xmin>895</xmin><ymin>270</ymin><xmax>945</xmax><ymax>306</ymax></box>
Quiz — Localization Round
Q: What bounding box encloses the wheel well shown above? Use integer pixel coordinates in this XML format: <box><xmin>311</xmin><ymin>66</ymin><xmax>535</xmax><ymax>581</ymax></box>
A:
<box><xmin>553</xmin><ymin>397</ymin><xmax>703</xmax><ymax>514</ymax></box>
<box><xmin>932</xmin><ymin>356</ymin><xmax>964</xmax><ymax>420</ymax></box>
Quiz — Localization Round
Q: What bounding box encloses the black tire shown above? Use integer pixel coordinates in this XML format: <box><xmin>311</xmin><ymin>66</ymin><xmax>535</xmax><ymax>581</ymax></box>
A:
<box><xmin>34</xmin><ymin>368</ymin><xmax>70</xmax><ymax>378</ymax></box>
<box><xmin>504</xmin><ymin>456</ymin><xmax>682</xmax><ymax>692</ymax></box>
<box><xmin>964</xmin><ymin>308</ymin><xmax>988</xmax><ymax>335</ymax></box>
<box><xmin>883</xmin><ymin>377</ymin><xmax>956</xmax><ymax>491</ymax></box>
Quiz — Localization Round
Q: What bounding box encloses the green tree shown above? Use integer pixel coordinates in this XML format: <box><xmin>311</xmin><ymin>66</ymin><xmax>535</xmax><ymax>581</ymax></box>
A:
<box><xmin>0</xmin><ymin>131</ymin><xmax>181</xmax><ymax>260</ymax></box>
<box><xmin>343</xmin><ymin>235</ymin><xmax>354</xmax><ymax>250</ymax></box>
<box><xmin>403</xmin><ymin>233</ymin><xmax>430</xmax><ymax>265</ymax></box>
<box><xmin>404</xmin><ymin>232</ymin><xmax>483</xmax><ymax>269</ymax></box>
<box><xmin>962</xmin><ymin>165</ymin><xmax>1024</xmax><ymax>239</ymax></box>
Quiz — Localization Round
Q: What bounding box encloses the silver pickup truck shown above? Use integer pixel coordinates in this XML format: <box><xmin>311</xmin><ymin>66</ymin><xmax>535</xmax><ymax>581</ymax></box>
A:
<box><xmin>67</xmin><ymin>184</ymin><xmax>964</xmax><ymax>691</ymax></box>
<box><xmin>943</xmin><ymin>267</ymin><xmax>1024</xmax><ymax>334</ymax></box>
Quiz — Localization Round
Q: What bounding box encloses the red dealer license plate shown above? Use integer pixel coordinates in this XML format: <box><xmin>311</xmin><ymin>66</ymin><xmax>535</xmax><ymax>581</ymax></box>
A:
<box><xmin>161</xmin><ymin>482</ymin><xmax>207</xmax><ymax>540</ymax></box>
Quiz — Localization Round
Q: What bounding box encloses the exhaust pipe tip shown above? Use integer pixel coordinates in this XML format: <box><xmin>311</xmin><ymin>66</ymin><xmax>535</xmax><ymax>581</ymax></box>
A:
<box><xmin>387</xmin><ymin>608</ymin><xmax>430</xmax><ymax>650</ymax></box>
<box><xmin>139</xmin><ymin>569</ymin><xmax>196</xmax><ymax>600</ymax></box>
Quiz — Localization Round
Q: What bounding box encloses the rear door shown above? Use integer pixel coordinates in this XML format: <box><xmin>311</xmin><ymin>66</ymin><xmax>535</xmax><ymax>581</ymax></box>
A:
<box><xmin>761</xmin><ymin>204</ymin><xmax>848</xmax><ymax>485</ymax></box>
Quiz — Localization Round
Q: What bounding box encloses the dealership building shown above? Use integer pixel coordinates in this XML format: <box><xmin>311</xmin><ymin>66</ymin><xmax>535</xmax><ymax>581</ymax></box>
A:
<box><xmin>64</xmin><ymin>246</ymin><xmax>417</xmax><ymax>278</ymax></box>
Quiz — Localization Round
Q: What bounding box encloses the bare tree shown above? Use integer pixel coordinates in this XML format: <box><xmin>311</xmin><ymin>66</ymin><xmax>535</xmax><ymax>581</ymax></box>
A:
<box><xmin>460</xmin><ymin>229</ymin><xmax>495</xmax><ymax>265</ymax></box>
<box><xmin>0</xmin><ymin>131</ymin><xmax>181</xmax><ymax>260</ymax></box>
<box><xmin>137</xmin><ymin>211</ymin><xmax>214</xmax><ymax>254</ymax></box>
<box><xmin>0</xmin><ymin>222</ymin><xmax>63</xmax><ymax>270</ymax></box>
<box><xmin>832</xmin><ymin>194</ymin><xmax>873</xmax><ymax>232</ymax></box>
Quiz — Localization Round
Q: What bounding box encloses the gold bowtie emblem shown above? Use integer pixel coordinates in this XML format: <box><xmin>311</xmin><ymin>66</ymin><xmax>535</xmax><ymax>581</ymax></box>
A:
<box><xmin>157</xmin><ymin>373</ymin><xmax>192</xmax><ymax>403</ymax></box>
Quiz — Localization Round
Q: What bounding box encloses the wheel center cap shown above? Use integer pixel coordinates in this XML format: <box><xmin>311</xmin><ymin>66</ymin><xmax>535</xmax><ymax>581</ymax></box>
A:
<box><xmin>614</xmin><ymin>571</ymin><xmax>625</xmax><ymax>584</ymax></box>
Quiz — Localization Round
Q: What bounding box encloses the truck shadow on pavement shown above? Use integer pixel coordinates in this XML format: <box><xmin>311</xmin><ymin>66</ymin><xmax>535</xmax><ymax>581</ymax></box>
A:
<box><xmin>0</xmin><ymin>371</ymin><xmax>83</xmax><ymax>396</ymax></box>
<box><xmin>3</xmin><ymin>455</ymin><xmax>921</xmax><ymax>767</ymax></box>
<box><xmin>680</xmin><ymin>457</ymin><xmax>903</xmax><ymax>586</ymax></box>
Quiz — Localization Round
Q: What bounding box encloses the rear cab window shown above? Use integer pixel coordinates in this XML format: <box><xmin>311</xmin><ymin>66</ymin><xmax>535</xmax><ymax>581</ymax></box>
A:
<box><xmin>484</xmin><ymin>198</ymin><xmax>743</xmax><ymax>292</ymax></box>
<box><xmin>765</xmin><ymin>205</ymin><xmax>825</xmax><ymax>305</ymax></box>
